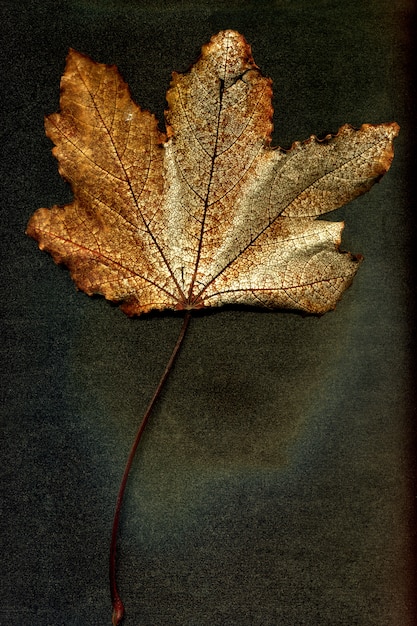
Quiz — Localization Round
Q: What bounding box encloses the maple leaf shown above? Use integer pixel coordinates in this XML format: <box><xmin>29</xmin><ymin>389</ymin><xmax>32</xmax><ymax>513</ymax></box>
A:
<box><xmin>26</xmin><ymin>31</ymin><xmax>400</xmax><ymax>625</ymax></box>
<box><xmin>27</xmin><ymin>30</ymin><xmax>398</xmax><ymax>317</ymax></box>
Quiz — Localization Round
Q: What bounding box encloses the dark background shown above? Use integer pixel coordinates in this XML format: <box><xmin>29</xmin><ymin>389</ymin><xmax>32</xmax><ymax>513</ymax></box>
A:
<box><xmin>1</xmin><ymin>1</ymin><xmax>416</xmax><ymax>624</ymax></box>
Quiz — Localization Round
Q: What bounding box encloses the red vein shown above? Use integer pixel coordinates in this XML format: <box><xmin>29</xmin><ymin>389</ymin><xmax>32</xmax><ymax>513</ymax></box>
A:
<box><xmin>38</xmin><ymin>229</ymin><xmax>180</xmax><ymax>302</ymax></box>
<box><xmin>194</xmin><ymin>133</ymin><xmax>389</xmax><ymax>304</ymax></box>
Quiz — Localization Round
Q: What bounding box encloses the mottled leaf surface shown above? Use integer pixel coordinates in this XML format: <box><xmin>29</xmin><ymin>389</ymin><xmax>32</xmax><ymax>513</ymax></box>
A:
<box><xmin>27</xmin><ymin>30</ymin><xmax>399</xmax><ymax>315</ymax></box>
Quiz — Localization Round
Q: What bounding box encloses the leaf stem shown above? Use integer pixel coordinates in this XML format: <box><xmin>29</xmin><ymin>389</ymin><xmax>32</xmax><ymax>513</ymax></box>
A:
<box><xmin>110</xmin><ymin>311</ymin><xmax>192</xmax><ymax>625</ymax></box>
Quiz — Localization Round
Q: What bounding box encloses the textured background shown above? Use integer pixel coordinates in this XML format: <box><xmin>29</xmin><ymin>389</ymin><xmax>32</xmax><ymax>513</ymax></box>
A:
<box><xmin>1</xmin><ymin>1</ymin><xmax>416</xmax><ymax>624</ymax></box>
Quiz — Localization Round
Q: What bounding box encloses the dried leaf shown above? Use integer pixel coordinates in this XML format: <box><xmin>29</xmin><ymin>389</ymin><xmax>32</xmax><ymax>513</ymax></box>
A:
<box><xmin>27</xmin><ymin>31</ymin><xmax>399</xmax><ymax>315</ymax></box>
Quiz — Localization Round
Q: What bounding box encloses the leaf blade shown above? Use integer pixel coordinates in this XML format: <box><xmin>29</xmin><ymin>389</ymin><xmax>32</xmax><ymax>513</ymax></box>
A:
<box><xmin>27</xmin><ymin>31</ymin><xmax>399</xmax><ymax>316</ymax></box>
<box><xmin>27</xmin><ymin>49</ymin><xmax>186</xmax><ymax>314</ymax></box>
<box><xmin>201</xmin><ymin>219</ymin><xmax>361</xmax><ymax>314</ymax></box>
<box><xmin>277</xmin><ymin>123</ymin><xmax>399</xmax><ymax>218</ymax></box>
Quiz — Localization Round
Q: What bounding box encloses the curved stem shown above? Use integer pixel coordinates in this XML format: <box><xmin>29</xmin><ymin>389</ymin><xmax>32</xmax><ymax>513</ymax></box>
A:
<box><xmin>110</xmin><ymin>311</ymin><xmax>192</xmax><ymax>625</ymax></box>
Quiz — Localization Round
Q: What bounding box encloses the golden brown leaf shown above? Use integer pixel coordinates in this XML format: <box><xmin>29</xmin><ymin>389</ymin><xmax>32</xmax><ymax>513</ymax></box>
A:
<box><xmin>27</xmin><ymin>30</ymin><xmax>399</xmax><ymax>315</ymax></box>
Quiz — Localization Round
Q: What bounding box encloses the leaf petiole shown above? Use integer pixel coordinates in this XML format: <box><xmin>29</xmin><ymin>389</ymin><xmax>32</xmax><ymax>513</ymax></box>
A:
<box><xmin>110</xmin><ymin>311</ymin><xmax>192</xmax><ymax>625</ymax></box>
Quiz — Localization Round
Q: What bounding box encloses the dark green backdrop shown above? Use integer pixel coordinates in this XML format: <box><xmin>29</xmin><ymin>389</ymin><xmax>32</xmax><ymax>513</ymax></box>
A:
<box><xmin>1</xmin><ymin>1</ymin><xmax>416</xmax><ymax>624</ymax></box>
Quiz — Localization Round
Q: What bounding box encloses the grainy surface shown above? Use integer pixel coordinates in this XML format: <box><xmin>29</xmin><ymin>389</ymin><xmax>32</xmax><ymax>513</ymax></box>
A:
<box><xmin>1</xmin><ymin>1</ymin><xmax>415</xmax><ymax>625</ymax></box>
